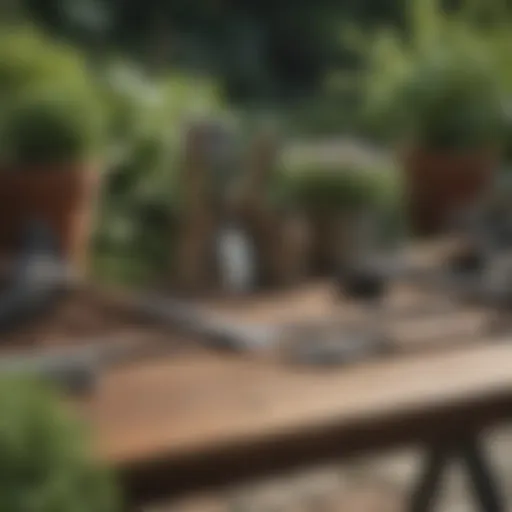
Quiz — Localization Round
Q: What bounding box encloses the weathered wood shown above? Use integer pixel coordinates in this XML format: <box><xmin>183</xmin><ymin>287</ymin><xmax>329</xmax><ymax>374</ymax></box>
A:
<box><xmin>84</xmin><ymin>342</ymin><xmax>512</xmax><ymax>505</ymax></box>
<box><xmin>175</xmin><ymin>123</ymin><xmax>218</xmax><ymax>292</ymax></box>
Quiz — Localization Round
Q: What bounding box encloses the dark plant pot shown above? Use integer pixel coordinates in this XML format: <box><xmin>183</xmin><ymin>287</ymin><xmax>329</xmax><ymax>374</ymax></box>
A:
<box><xmin>0</xmin><ymin>163</ymin><xmax>100</xmax><ymax>272</ymax></box>
<box><xmin>401</xmin><ymin>147</ymin><xmax>498</xmax><ymax>236</ymax></box>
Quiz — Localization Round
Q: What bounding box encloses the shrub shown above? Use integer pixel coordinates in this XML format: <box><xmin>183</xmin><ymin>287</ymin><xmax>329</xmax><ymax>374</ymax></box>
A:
<box><xmin>93</xmin><ymin>125</ymin><xmax>180</xmax><ymax>285</ymax></box>
<box><xmin>0</xmin><ymin>87</ymin><xmax>105</xmax><ymax>167</ymax></box>
<box><xmin>0</xmin><ymin>26</ymin><xmax>92</xmax><ymax>99</ymax></box>
<box><xmin>272</xmin><ymin>163</ymin><xmax>400</xmax><ymax>214</ymax></box>
<box><xmin>268</xmin><ymin>162</ymin><xmax>407</xmax><ymax>245</ymax></box>
<box><xmin>396</xmin><ymin>52</ymin><xmax>503</xmax><ymax>150</ymax></box>
<box><xmin>0</xmin><ymin>25</ymin><xmax>106</xmax><ymax>168</ymax></box>
<box><xmin>0</xmin><ymin>377</ymin><xmax>119</xmax><ymax>512</ymax></box>
<box><xmin>361</xmin><ymin>0</ymin><xmax>507</xmax><ymax>149</ymax></box>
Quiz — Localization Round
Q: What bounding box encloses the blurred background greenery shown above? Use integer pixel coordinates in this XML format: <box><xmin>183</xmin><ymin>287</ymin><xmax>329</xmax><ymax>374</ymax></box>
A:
<box><xmin>0</xmin><ymin>0</ymin><xmax>511</xmax><ymax>284</ymax></box>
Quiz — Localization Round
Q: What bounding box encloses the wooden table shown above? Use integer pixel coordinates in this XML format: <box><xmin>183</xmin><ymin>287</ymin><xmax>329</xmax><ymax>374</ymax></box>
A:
<box><xmin>83</xmin><ymin>336</ymin><xmax>512</xmax><ymax>511</ymax></box>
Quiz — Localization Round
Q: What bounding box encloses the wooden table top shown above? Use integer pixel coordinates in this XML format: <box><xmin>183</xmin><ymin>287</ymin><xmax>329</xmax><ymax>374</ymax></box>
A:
<box><xmin>81</xmin><ymin>337</ymin><xmax>512</xmax><ymax>503</ymax></box>
<box><xmin>75</xmin><ymin>252</ymin><xmax>512</xmax><ymax>504</ymax></box>
<box><xmin>87</xmin><ymin>339</ymin><xmax>512</xmax><ymax>463</ymax></box>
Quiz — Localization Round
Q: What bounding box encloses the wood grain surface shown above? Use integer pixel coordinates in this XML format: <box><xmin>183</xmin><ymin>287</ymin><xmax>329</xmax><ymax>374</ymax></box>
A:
<box><xmin>85</xmin><ymin>341</ymin><xmax>512</xmax><ymax>467</ymax></box>
<box><xmin>59</xmin><ymin>261</ymin><xmax>512</xmax><ymax>504</ymax></box>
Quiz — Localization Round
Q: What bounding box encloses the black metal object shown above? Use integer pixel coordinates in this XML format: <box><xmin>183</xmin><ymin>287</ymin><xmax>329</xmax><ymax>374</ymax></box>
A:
<box><xmin>335</xmin><ymin>263</ymin><xmax>388</xmax><ymax>303</ymax></box>
<box><xmin>409</xmin><ymin>436</ymin><xmax>506</xmax><ymax>512</ymax></box>
<box><xmin>447</xmin><ymin>246</ymin><xmax>487</xmax><ymax>277</ymax></box>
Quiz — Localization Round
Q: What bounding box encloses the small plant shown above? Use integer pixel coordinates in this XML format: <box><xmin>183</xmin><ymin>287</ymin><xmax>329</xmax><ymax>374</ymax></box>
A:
<box><xmin>361</xmin><ymin>0</ymin><xmax>507</xmax><ymax>149</ymax></box>
<box><xmin>396</xmin><ymin>51</ymin><xmax>503</xmax><ymax>150</ymax></box>
<box><xmin>273</xmin><ymin>164</ymin><xmax>398</xmax><ymax>214</ymax></box>
<box><xmin>0</xmin><ymin>25</ymin><xmax>91</xmax><ymax>100</ymax></box>
<box><xmin>0</xmin><ymin>25</ymin><xmax>105</xmax><ymax>168</ymax></box>
<box><xmin>0</xmin><ymin>87</ymin><xmax>105</xmax><ymax>167</ymax></box>
<box><xmin>0</xmin><ymin>377</ymin><xmax>119</xmax><ymax>512</ymax></box>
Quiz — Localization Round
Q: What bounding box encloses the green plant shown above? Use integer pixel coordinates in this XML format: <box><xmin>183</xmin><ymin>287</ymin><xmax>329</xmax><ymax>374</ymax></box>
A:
<box><xmin>0</xmin><ymin>25</ymin><xmax>92</xmax><ymax>100</ymax></box>
<box><xmin>359</xmin><ymin>0</ymin><xmax>508</xmax><ymax>148</ymax></box>
<box><xmin>272</xmin><ymin>163</ymin><xmax>400</xmax><ymax>214</ymax></box>
<box><xmin>0</xmin><ymin>87</ymin><xmax>105</xmax><ymax>167</ymax></box>
<box><xmin>92</xmin><ymin>69</ymin><xmax>227</xmax><ymax>286</ymax></box>
<box><xmin>93</xmin><ymin>125</ymin><xmax>180</xmax><ymax>285</ymax></box>
<box><xmin>396</xmin><ymin>51</ymin><xmax>503</xmax><ymax>149</ymax></box>
<box><xmin>0</xmin><ymin>377</ymin><xmax>119</xmax><ymax>512</ymax></box>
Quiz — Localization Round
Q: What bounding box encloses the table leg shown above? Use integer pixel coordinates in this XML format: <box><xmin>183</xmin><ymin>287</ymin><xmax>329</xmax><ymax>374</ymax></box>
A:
<box><xmin>409</xmin><ymin>436</ymin><xmax>506</xmax><ymax>512</ymax></box>
<box><xmin>409</xmin><ymin>444</ymin><xmax>451</xmax><ymax>512</ymax></box>
<box><xmin>458</xmin><ymin>436</ymin><xmax>505</xmax><ymax>512</ymax></box>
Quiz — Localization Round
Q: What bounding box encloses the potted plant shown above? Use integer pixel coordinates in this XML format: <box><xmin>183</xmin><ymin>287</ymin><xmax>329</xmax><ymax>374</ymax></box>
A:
<box><xmin>0</xmin><ymin>85</ymin><xmax>105</xmax><ymax>271</ymax></box>
<box><xmin>360</xmin><ymin>0</ymin><xmax>507</xmax><ymax>235</ymax></box>
<box><xmin>0</xmin><ymin>27</ymin><xmax>105</xmax><ymax>272</ymax></box>
<box><xmin>396</xmin><ymin>52</ymin><xmax>503</xmax><ymax>234</ymax></box>
<box><xmin>276</xmin><ymin>164</ymin><xmax>382</xmax><ymax>274</ymax></box>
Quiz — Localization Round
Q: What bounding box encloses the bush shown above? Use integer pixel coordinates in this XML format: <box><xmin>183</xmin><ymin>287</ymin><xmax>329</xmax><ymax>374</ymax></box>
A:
<box><xmin>268</xmin><ymin>162</ymin><xmax>407</xmax><ymax>245</ymax></box>
<box><xmin>397</xmin><ymin>52</ymin><xmax>503</xmax><ymax>150</ymax></box>
<box><xmin>92</xmin><ymin>125</ymin><xmax>180</xmax><ymax>285</ymax></box>
<box><xmin>0</xmin><ymin>26</ymin><xmax>92</xmax><ymax>100</ymax></box>
<box><xmin>0</xmin><ymin>87</ymin><xmax>105</xmax><ymax>167</ymax></box>
<box><xmin>361</xmin><ymin>0</ymin><xmax>507</xmax><ymax>149</ymax></box>
<box><xmin>272</xmin><ymin>163</ymin><xmax>401</xmax><ymax>214</ymax></box>
<box><xmin>0</xmin><ymin>26</ymin><xmax>106</xmax><ymax>168</ymax></box>
<box><xmin>0</xmin><ymin>377</ymin><xmax>119</xmax><ymax>512</ymax></box>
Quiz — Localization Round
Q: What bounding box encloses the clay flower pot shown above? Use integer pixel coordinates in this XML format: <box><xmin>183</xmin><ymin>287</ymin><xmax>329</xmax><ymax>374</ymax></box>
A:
<box><xmin>401</xmin><ymin>147</ymin><xmax>498</xmax><ymax>236</ymax></box>
<box><xmin>0</xmin><ymin>163</ymin><xmax>100</xmax><ymax>271</ymax></box>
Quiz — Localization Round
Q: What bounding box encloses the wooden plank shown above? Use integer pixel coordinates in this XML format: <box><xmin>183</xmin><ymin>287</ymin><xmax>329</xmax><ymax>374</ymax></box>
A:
<box><xmin>81</xmin><ymin>340</ymin><xmax>512</xmax><ymax>503</ymax></box>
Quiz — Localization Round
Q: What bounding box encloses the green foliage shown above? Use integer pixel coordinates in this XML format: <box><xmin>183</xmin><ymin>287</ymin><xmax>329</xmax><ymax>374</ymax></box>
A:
<box><xmin>93</xmin><ymin>129</ymin><xmax>178</xmax><ymax>285</ymax></box>
<box><xmin>0</xmin><ymin>377</ymin><xmax>119</xmax><ymax>512</ymax></box>
<box><xmin>20</xmin><ymin>0</ymin><xmax>405</xmax><ymax>103</ymax></box>
<box><xmin>269</xmin><ymin>161</ymin><xmax>407</xmax><ymax>245</ymax></box>
<box><xmin>0</xmin><ymin>87</ymin><xmax>105</xmax><ymax>167</ymax></box>
<box><xmin>102</xmin><ymin>62</ymin><xmax>224</xmax><ymax>147</ymax></box>
<box><xmin>361</xmin><ymin>0</ymin><xmax>509</xmax><ymax>149</ymax></box>
<box><xmin>280</xmin><ymin>72</ymin><xmax>364</xmax><ymax>137</ymax></box>
<box><xmin>396</xmin><ymin>51</ymin><xmax>503</xmax><ymax>149</ymax></box>
<box><xmin>272</xmin><ymin>163</ymin><xmax>402</xmax><ymax>215</ymax></box>
<box><xmin>0</xmin><ymin>25</ymin><xmax>93</xmax><ymax>99</ymax></box>
<box><xmin>0</xmin><ymin>25</ymin><xmax>106</xmax><ymax>167</ymax></box>
<box><xmin>93</xmin><ymin>70</ymin><xmax>225</xmax><ymax>285</ymax></box>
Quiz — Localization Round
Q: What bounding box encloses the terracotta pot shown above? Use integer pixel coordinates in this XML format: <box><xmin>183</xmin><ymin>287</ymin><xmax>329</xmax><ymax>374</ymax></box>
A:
<box><xmin>0</xmin><ymin>163</ymin><xmax>100</xmax><ymax>271</ymax></box>
<box><xmin>401</xmin><ymin>147</ymin><xmax>498</xmax><ymax>235</ymax></box>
